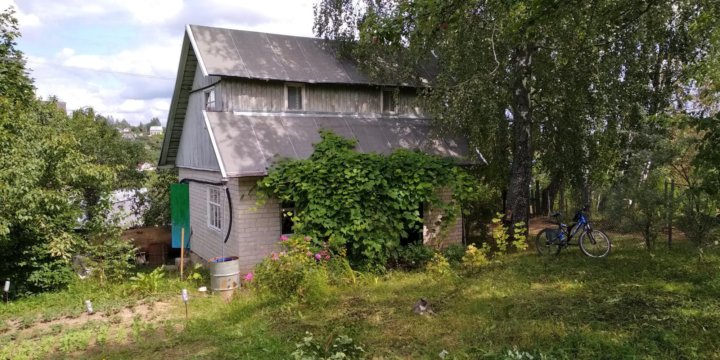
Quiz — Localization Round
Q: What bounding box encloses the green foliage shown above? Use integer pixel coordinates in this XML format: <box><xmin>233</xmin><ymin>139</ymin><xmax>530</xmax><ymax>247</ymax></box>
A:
<box><xmin>425</xmin><ymin>253</ymin><xmax>453</xmax><ymax>276</ymax></box>
<box><xmin>130</xmin><ymin>267</ymin><xmax>165</xmax><ymax>295</ymax></box>
<box><xmin>258</xmin><ymin>131</ymin><xmax>477</xmax><ymax>267</ymax></box>
<box><xmin>138</xmin><ymin>168</ymin><xmax>176</xmax><ymax>226</ymax></box>
<box><xmin>390</xmin><ymin>243</ymin><xmax>435</xmax><ymax>270</ymax></box>
<box><xmin>81</xmin><ymin>217</ymin><xmax>136</xmax><ymax>284</ymax></box>
<box><xmin>291</xmin><ymin>331</ymin><xmax>365</xmax><ymax>360</ymax></box>
<box><xmin>185</xmin><ymin>263</ymin><xmax>209</xmax><ymax>287</ymax></box>
<box><xmin>0</xmin><ymin>9</ymin><xmax>148</xmax><ymax>295</ymax></box>
<box><xmin>314</xmin><ymin>0</ymin><xmax>720</xmax><ymax>240</ymax></box>
<box><xmin>461</xmin><ymin>244</ymin><xmax>490</xmax><ymax>273</ymax></box>
<box><xmin>442</xmin><ymin>244</ymin><xmax>466</xmax><ymax>266</ymax></box>
<box><xmin>0</xmin><ymin>8</ymin><xmax>34</xmax><ymax>104</ymax></box>
<box><xmin>253</xmin><ymin>235</ymin><xmax>331</xmax><ymax>301</ymax></box>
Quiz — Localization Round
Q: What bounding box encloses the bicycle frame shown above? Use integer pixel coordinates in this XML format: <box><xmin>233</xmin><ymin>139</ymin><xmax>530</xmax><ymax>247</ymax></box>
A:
<box><xmin>564</xmin><ymin>213</ymin><xmax>589</xmax><ymax>245</ymax></box>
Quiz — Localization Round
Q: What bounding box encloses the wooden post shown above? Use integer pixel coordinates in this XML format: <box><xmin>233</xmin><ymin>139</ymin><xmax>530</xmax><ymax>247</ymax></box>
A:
<box><xmin>180</xmin><ymin>227</ymin><xmax>185</xmax><ymax>280</ymax></box>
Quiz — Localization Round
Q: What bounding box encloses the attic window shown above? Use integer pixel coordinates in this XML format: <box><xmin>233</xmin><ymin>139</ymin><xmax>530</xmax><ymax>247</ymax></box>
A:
<box><xmin>286</xmin><ymin>84</ymin><xmax>303</xmax><ymax>110</ymax></box>
<box><xmin>382</xmin><ymin>89</ymin><xmax>397</xmax><ymax>113</ymax></box>
<box><xmin>205</xmin><ymin>88</ymin><xmax>216</xmax><ymax>111</ymax></box>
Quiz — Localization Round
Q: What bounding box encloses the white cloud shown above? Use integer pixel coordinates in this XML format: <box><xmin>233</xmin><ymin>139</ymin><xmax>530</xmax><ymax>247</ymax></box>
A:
<box><xmin>0</xmin><ymin>0</ymin><xmax>41</xmax><ymax>27</ymax></box>
<box><xmin>14</xmin><ymin>0</ymin><xmax>320</xmax><ymax>125</ymax></box>
<box><xmin>117</xmin><ymin>0</ymin><xmax>184</xmax><ymax>24</ymax></box>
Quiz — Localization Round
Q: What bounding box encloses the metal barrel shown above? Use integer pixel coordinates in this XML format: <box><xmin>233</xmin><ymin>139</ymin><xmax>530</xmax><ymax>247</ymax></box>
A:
<box><xmin>208</xmin><ymin>256</ymin><xmax>240</xmax><ymax>301</ymax></box>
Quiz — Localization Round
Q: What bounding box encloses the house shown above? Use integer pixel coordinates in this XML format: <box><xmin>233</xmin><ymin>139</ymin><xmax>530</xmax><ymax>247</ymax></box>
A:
<box><xmin>158</xmin><ymin>25</ymin><xmax>470</xmax><ymax>272</ymax></box>
<box><xmin>149</xmin><ymin>126</ymin><xmax>163</xmax><ymax>136</ymax></box>
<box><xmin>119</xmin><ymin>128</ymin><xmax>135</xmax><ymax>140</ymax></box>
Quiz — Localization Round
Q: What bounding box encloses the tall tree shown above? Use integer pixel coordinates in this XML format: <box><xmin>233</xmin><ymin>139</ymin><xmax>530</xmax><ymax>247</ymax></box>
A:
<box><xmin>0</xmin><ymin>7</ymin><xmax>33</xmax><ymax>105</ymax></box>
<box><xmin>313</xmin><ymin>0</ymin><xmax>720</xmax><ymax>230</ymax></box>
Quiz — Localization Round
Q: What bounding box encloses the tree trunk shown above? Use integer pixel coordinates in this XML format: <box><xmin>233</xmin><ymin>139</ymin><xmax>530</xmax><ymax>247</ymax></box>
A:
<box><xmin>506</xmin><ymin>44</ymin><xmax>535</xmax><ymax>233</ymax></box>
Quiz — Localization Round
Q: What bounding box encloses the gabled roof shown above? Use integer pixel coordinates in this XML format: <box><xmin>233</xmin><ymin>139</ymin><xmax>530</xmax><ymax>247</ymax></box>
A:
<box><xmin>158</xmin><ymin>25</ymin><xmax>470</xmax><ymax>173</ymax></box>
<box><xmin>189</xmin><ymin>25</ymin><xmax>374</xmax><ymax>85</ymax></box>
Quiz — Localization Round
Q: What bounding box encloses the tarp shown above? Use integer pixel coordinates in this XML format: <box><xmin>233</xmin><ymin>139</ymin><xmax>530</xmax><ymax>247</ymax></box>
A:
<box><xmin>170</xmin><ymin>183</ymin><xmax>190</xmax><ymax>249</ymax></box>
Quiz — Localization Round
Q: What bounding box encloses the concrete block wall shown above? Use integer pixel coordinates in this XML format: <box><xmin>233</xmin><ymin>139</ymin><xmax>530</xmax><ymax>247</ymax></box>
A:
<box><xmin>178</xmin><ymin>168</ymin><xmax>281</xmax><ymax>274</ymax></box>
<box><xmin>423</xmin><ymin>187</ymin><xmax>463</xmax><ymax>248</ymax></box>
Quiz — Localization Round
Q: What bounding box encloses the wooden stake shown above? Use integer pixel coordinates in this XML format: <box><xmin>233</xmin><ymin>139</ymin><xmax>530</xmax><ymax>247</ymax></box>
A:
<box><xmin>180</xmin><ymin>227</ymin><xmax>185</xmax><ymax>280</ymax></box>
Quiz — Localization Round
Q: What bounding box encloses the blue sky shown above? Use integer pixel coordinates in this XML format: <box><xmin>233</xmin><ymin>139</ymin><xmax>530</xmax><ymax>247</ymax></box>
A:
<box><xmin>3</xmin><ymin>0</ymin><xmax>316</xmax><ymax>124</ymax></box>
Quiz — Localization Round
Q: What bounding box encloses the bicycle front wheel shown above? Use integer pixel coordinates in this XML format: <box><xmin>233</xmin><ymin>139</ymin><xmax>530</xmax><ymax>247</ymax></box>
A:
<box><xmin>579</xmin><ymin>230</ymin><xmax>611</xmax><ymax>258</ymax></box>
<box><xmin>535</xmin><ymin>228</ymin><xmax>561</xmax><ymax>256</ymax></box>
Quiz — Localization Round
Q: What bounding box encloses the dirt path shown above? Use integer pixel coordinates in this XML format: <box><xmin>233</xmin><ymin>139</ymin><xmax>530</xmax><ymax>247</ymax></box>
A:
<box><xmin>4</xmin><ymin>300</ymin><xmax>174</xmax><ymax>342</ymax></box>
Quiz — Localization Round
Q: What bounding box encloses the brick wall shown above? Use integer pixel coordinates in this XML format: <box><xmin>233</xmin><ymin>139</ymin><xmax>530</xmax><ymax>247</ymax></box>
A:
<box><xmin>178</xmin><ymin>168</ymin><xmax>280</xmax><ymax>274</ymax></box>
<box><xmin>423</xmin><ymin>187</ymin><xmax>463</xmax><ymax>248</ymax></box>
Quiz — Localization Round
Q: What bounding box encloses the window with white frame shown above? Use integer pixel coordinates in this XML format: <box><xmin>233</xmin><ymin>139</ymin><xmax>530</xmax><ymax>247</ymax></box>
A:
<box><xmin>204</xmin><ymin>88</ymin><xmax>216</xmax><ymax>111</ymax></box>
<box><xmin>285</xmin><ymin>84</ymin><xmax>303</xmax><ymax>110</ymax></box>
<box><xmin>381</xmin><ymin>88</ymin><xmax>397</xmax><ymax>113</ymax></box>
<box><xmin>207</xmin><ymin>187</ymin><xmax>223</xmax><ymax>231</ymax></box>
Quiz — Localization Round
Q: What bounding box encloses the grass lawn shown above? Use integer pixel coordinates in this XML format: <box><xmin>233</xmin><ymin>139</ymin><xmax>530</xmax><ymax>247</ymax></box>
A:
<box><xmin>2</xmin><ymin>233</ymin><xmax>720</xmax><ymax>359</ymax></box>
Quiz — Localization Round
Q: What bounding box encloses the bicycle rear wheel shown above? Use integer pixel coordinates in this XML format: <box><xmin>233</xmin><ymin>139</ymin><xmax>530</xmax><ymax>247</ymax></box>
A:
<box><xmin>535</xmin><ymin>228</ymin><xmax>561</xmax><ymax>256</ymax></box>
<box><xmin>579</xmin><ymin>230</ymin><xmax>611</xmax><ymax>258</ymax></box>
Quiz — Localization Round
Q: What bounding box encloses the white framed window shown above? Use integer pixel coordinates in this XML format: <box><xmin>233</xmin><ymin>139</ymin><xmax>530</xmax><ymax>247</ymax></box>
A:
<box><xmin>207</xmin><ymin>186</ymin><xmax>223</xmax><ymax>231</ymax></box>
<box><xmin>285</xmin><ymin>83</ymin><xmax>304</xmax><ymax>110</ymax></box>
<box><xmin>204</xmin><ymin>88</ymin><xmax>216</xmax><ymax>111</ymax></box>
<box><xmin>381</xmin><ymin>88</ymin><xmax>398</xmax><ymax>113</ymax></box>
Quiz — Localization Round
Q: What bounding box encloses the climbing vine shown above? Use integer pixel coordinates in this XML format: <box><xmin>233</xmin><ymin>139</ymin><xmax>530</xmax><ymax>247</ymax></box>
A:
<box><xmin>257</xmin><ymin>131</ymin><xmax>477</xmax><ymax>267</ymax></box>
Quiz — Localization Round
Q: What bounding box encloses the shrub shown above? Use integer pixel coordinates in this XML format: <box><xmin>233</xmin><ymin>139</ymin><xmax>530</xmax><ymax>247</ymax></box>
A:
<box><xmin>257</xmin><ymin>131</ymin><xmax>479</xmax><ymax>268</ymax></box>
<box><xmin>390</xmin><ymin>243</ymin><xmax>435</xmax><ymax>270</ymax></box>
<box><xmin>291</xmin><ymin>331</ymin><xmax>365</xmax><ymax>360</ymax></box>
<box><xmin>253</xmin><ymin>234</ymin><xmax>339</xmax><ymax>301</ymax></box>
<box><xmin>84</xmin><ymin>230</ymin><xmax>136</xmax><ymax>285</ymax></box>
<box><xmin>130</xmin><ymin>267</ymin><xmax>165</xmax><ymax>295</ymax></box>
<box><xmin>442</xmin><ymin>244</ymin><xmax>465</xmax><ymax>266</ymax></box>
<box><xmin>425</xmin><ymin>253</ymin><xmax>453</xmax><ymax>276</ymax></box>
<box><xmin>462</xmin><ymin>244</ymin><xmax>490</xmax><ymax>273</ymax></box>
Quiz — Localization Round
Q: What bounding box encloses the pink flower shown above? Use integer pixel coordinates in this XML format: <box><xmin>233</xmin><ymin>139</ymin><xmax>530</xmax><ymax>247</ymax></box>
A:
<box><xmin>244</xmin><ymin>272</ymin><xmax>254</xmax><ymax>282</ymax></box>
<box><xmin>271</xmin><ymin>252</ymin><xmax>279</xmax><ymax>261</ymax></box>
<box><xmin>314</xmin><ymin>253</ymin><xmax>322</xmax><ymax>260</ymax></box>
<box><xmin>306</xmin><ymin>251</ymin><xmax>313</xmax><ymax>257</ymax></box>
<box><xmin>280</xmin><ymin>235</ymin><xmax>289</xmax><ymax>242</ymax></box>
<box><xmin>304</xmin><ymin>236</ymin><xmax>311</xmax><ymax>241</ymax></box>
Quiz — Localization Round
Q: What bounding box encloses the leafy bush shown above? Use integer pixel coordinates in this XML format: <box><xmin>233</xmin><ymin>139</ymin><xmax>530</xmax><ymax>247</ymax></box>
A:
<box><xmin>390</xmin><ymin>243</ymin><xmax>435</xmax><ymax>270</ymax></box>
<box><xmin>442</xmin><ymin>244</ymin><xmax>466</xmax><ymax>266</ymax></box>
<box><xmin>253</xmin><ymin>234</ymin><xmax>339</xmax><ymax>301</ymax></box>
<box><xmin>425</xmin><ymin>253</ymin><xmax>453</xmax><ymax>276</ymax></box>
<box><xmin>130</xmin><ymin>267</ymin><xmax>165</xmax><ymax>295</ymax></box>
<box><xmin>185</xmin><ymin>263</ymin><xmax>209</xmax><ymax>287</ymax></box>
<box><xmin>257</xmin><ymin>131</ymin><xmax>478</xmax><ymax>267</ymax></box>
<box><xmin>291</xmin><ymin>331</ymin><xmax>365</xmax><ymax>360</ymax></box>
<box><xmin>83</xmin><ymin>225</ymin><xmax>136</xmax><ymax>285</ymax></box>
<box><xmin>137</xmin><ymin>168</ymin><xmax>177</xmax><ymax>227</ymax></box>
<box><xmin>462</xmin><ymin>244</ymin><xmax>490</xmax><ymax>273</ymax></box>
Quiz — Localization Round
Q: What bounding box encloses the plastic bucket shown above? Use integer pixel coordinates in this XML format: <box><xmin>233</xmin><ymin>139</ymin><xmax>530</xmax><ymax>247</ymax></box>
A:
<box><xmin>209</xmin><ymin>256</ymin><xmax>240</xmax><ymax>301</ymax></box>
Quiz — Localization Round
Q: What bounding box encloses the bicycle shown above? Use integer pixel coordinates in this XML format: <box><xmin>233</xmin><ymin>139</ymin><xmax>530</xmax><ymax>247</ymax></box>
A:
<box><xmin>535</xmin><ymin>205</ymin><xmax>611</xmax><ymax>257</ymax></box>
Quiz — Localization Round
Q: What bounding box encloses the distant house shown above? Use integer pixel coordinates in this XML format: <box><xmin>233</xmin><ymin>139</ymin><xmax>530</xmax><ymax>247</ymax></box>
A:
<box><xmin>149</xmin><ymin>126</ymin><xmax>163</xmax><ymax>136</ymax></box>
<box><xmin>158</xmin><ymin>25</ymin><xmax>470</xmax><ymax>272</ymax></box>
<box><xmin>119</xmin><ymin>128</ymin><xmax>135</xmax><ymax>140</ymax></box>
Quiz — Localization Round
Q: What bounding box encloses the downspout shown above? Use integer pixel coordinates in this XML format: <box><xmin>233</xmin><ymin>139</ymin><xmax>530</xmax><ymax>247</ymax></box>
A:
<box><xmin>179</xmin><ymin>178</ymin><xmax>233</xmax><ymax>245</ymax></box>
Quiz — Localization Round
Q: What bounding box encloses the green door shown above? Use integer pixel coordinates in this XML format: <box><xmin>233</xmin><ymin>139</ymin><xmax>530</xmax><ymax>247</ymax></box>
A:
<box><xmin>171</xmin><ymin>183</ymin><xmax>190</xmax><ymax>248</ymax></box>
